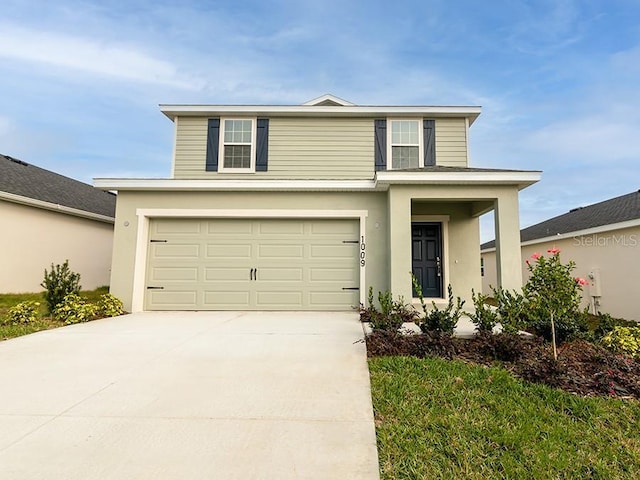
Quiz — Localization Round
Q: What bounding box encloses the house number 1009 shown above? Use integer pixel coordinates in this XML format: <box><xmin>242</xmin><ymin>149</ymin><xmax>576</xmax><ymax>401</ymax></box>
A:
<box><xmin>360</xmin><ymin>236</ymin><xmax>366</xmax><ymax>267</ymax></box>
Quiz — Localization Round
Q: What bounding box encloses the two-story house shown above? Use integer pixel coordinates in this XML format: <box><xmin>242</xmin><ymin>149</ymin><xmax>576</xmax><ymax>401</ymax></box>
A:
<box><xmin>96</xmin><ymin>94</ymin><xmax>540</xmax><ymax>313</ymax></box>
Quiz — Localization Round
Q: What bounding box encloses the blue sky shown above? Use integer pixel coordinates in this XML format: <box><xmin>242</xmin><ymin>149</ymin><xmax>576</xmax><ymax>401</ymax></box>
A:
<box><xmin>1</xmin><ymin>0</ymin><xmax>639</xmax><ymax>241</ymax></box>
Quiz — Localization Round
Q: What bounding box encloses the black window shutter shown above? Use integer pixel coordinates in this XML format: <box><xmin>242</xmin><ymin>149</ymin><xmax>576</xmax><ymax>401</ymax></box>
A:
<box><xmin>374</xmin><ymin>119</ymin><xmax>387</xmax><ymax>171</ymax></box>
<box><xmin>256</xmin><ymin>118</ymin><xmax>269</xmax><ymax>171</ymax></box>
<box><xmin>423</xmin><ymin>119</ymin><xmax>435</xmax><ymax>166</ymax></box>
<box><xmin>205</xmin><ymin>118</ymin><xmax>220</xmax><ymax>171</ymax></box>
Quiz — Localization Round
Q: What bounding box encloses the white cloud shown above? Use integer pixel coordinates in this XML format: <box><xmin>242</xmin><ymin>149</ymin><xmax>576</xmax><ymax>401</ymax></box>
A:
<box><xmin>0</xmin><ymin>24</ymin><xmax>203</xmax><ymax>89</ymax></box>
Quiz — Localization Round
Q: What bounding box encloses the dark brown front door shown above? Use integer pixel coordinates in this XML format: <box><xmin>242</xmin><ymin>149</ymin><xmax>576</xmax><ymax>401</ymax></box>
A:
<box><xmin>411</xmin><ymin>223</ymin><xmax>443</xmax><ymax>298</ymax></box>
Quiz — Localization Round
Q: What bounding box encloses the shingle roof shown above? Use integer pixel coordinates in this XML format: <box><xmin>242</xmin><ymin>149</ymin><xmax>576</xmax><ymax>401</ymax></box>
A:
<box><xmin>0</xmin><ymin>154</ymin><xmax>116</xmax><ymax>218</ymax></box>
<box><xmin>481</xmin><ymin>189</ymin><xmax>640</xmax><ymax>249</ymax></box>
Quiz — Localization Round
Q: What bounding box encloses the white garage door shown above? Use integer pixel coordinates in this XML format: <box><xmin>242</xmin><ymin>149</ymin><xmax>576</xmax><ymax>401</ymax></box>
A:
<box><xmin>145</xmin><ymin>218</ymin><xmax>360</xmax><ymax>310</ymax></box>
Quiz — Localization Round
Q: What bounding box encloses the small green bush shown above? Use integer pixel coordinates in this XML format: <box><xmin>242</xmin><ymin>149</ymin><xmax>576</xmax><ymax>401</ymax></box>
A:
<box><xmin>601</xmin><ymin>326</ymin><xmax>640</xmax><ymax>359</ymax></box>
<box><xmin>491</xmin><ymin>287</ymin><xmax>528</xmax><ymax>334</ymax></box>
<box><xmin>3</xmin><ymin>301</ymin><xmax>40</xmax><ymax>326</ymax></box>
<box><xmin>53</xmin><ymin>293</ymin><xmax>98</xmax><ymax>325</ymax></box>
<box><xmin>359</xmin><ymin>287</ymin><xmax>417</xmax><ymax>332</ymax></box>
<box><xmin>41</xmin><ymin>260</ymin><xmax>81</xmax><ymax>313</ymax></box>
<box><xmin>98</xmin><ymin>293</ymin><xmax>124</xmax><ymax>317</ymax></box>
<box><xmin>412</xmin><ymin>278</ymin><xmax>464</xmax><ymax>335</ymax></box>
<box><xmin>468</xmin><ymin>289</ymin><xmax>498</xmax><ymax>333</ymax></box>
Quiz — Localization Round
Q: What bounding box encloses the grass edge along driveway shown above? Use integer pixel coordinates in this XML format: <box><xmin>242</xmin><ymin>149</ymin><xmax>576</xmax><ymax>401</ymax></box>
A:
<box><xmin>369</xmin><ymin>355</ymin><xmax>640</xmax><ymax>480</ymax></box>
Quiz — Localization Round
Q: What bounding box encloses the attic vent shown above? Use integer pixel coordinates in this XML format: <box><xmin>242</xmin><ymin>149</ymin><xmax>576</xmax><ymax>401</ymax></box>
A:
<box><xmin>569</xmin><ymin>207</ymin><xmax>584</xmax><ymax>213</ymax></box>
<box><xmin>3</xmin><ymin>155</ymin><xmax>29</xmax><ymax>166</ymax></box>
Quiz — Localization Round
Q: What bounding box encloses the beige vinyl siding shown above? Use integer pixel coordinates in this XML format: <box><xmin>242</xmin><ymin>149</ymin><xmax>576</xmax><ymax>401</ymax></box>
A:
<box><xmin>172</xmin><ymin>117</ymin><xmax>375</xmax><ymax>179</ymax></box>
<box><xmin>435</xmin><ymin>118</ymin><xmax>468</xmax><ymax>167</ymax></box>
<box><xmin>173</xmin><ymin>117</ymin><xmax>208</xmax><ymax>177</ymax></box>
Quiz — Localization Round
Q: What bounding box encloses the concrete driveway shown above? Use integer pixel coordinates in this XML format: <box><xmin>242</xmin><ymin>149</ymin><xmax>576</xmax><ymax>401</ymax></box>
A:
<box><xmin>0</xmin><ymin>312</ymin><xmax>380</xmax><ymax>479</ymax></box>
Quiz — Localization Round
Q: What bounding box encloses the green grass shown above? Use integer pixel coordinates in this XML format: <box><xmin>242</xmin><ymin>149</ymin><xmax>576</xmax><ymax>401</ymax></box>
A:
<box><xmin>370</xmin><ymin>356</ymin><xmax>640</xmax><ymax>479</ymax></box>
<box><xmin>0</xmin><ymin>287</ymin><xmax>110</xmax><ymax>341</ymax></box>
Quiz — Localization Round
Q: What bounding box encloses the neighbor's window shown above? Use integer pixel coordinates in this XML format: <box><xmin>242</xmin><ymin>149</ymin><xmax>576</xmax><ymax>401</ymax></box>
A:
<box><xmin>480</xmin><ymin>257</ymin><xmax>485</xmax><ymax>277</ymax></box>
<box><xmin>389</xmin><ymin>119</ymin><xmax>422</xmax><ymax>169</ymax></box>
<box><xmin>219</xmin><ymin>118</ymin><xmax>255</xmax><ymax>172</ymax></box>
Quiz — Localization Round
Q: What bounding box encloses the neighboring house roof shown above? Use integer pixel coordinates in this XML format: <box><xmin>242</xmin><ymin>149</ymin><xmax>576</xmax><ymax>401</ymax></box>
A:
<box><xmin>481</xmin><ymin>189</ymin><xmax>640</xmax><ymax>250</ymax></box>
<box><xmin>0</xmin><ymin>154</ymin><xmax>116</xmax><ymax>219</ymax></box>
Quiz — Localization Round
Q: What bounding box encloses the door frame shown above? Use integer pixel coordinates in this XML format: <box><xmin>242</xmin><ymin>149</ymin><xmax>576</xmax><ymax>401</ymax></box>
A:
<box><xmin>411</xmin><ymin>215</ymin><xmax>449</xmax><ymax>300</ymax></box>
<box><xmin>132</xmin><ymin>209</ymin><xmax>368</xmax><ymax>312</ymax></box>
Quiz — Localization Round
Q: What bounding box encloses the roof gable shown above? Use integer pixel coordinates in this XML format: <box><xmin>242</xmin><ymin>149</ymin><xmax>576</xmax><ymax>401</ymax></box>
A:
<box><xmin>0</xmin><ymin>154</ymin><xmax>116</xmax><ymax>218</ymax></box>
<box><xmin>301</xmin><ymin>94</ymin><xmax>355</xmax><ymax>106</ymax></box>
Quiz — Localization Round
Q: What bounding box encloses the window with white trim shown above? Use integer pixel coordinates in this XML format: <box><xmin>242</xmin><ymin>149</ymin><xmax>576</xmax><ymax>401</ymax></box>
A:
<box><xmin>388</xmin><ymin>119</ymin><xmax>423</xmax><ymax>169</ymax></box>
<box><xmin>219</xmin><ymin>118</ymin><xmax>256</xmax><ymax>172</ymax></box>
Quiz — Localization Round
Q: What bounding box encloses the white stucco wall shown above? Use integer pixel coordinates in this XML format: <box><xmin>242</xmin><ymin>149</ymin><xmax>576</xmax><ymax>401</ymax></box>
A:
<box><xmin>0</xmin><ymin>201</ymin><xmax>114</xmax><ymax>293</ymax></box>
<box><xmin>482</xmin><ymin>224</ymin><xmax>640</xmax><ymax>321</ymax></box>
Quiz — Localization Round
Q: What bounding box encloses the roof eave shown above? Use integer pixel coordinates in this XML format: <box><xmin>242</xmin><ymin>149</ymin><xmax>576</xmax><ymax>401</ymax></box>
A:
<box><xmin>159</xmin><ymin>104</ymin><xmax>482</xmax><ymax>124</ymax></box>
<box><xmin>375</xmin><ymin>171</ymin><xmax>541</xmax><ymax>189</ymax></box>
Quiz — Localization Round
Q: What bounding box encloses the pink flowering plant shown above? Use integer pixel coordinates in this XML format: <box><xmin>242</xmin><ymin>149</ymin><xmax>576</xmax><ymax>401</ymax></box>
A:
<box><xmin>522</xmin><ymin>249</ymin><xmax>588</xmax><ymax>353</ymax></box>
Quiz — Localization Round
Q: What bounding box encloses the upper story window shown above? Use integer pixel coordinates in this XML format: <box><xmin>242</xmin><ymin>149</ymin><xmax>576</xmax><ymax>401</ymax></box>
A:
<box><xmin>374</xmin><ymin>118</ymin><xmax>435</xmax><ymax>171</ymax></box>
<box><xmin>389</xmin><ymin>119</ymin><xmax>422</xmax><ymax>169</ymax></box>
<box><xmin>219</xmin><ymin>118</ymin><xmax>256</xmax><ymax>172</ymax></box>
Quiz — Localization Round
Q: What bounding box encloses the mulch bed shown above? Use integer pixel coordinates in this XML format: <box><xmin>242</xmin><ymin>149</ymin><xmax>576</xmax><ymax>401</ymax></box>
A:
<box><xmin>366</xmin><ymin>330</ymin><xmax>640</xmax><ymax>399</ymax></box>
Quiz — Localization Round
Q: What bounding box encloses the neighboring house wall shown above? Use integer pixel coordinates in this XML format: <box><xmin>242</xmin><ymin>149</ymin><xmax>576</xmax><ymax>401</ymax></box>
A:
<box><xmin>481</xmin><ymin>224</ymin><xmax>640</xmax><ymax>321</ymax></box>
<box><xmin>172</xmin><ymin>116</ymin><xmax>468</xmax><ymax>179</ymax></box>
<box><xmin>0</xmin><ymin>201</ymin><xmax>114</xmax><ymax>293</ymax></box>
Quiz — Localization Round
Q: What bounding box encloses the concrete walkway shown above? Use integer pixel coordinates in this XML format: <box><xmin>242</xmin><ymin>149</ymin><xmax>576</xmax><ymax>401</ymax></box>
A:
<box><xmin>0</xmin><ymin>312</ymin><xmax>380</xmax><ymax>479</ymax></box>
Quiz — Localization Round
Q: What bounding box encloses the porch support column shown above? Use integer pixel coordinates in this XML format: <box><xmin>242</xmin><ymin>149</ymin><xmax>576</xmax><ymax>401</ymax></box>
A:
<box><xmin>494</xmin><ymin>188</ymin><xmax>523</xmax><ymax>291</ymax></box>
<box><xmin>388</xmin><ymin>187</ymin><xmax>413</xmax><ymax>300</ymax></box>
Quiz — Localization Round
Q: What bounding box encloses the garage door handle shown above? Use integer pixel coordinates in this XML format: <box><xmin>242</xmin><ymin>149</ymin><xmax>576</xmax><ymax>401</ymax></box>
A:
<box><xmin>342</xmin><ymin>287</ymin><xmax>359</xmax><ymax>290</ymax></box>
<box><xmin>249</xmin><ymin>268</ymin><xmax>254</xmax><ymax>280</ymax></box>
<box><xmin>147</xmin><ymin>286</ymin><xmax>164</xmax><ymax>290</ymax></box>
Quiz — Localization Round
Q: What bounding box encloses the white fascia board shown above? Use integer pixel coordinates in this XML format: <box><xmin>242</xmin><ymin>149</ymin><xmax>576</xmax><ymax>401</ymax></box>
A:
<box><xmin>375</xmin><ymin>171</ymin><xmax>541</xmax><ymax>189</ymax></box>
<box><xmin>94</xmin><ymin>178</ymin><xmax>381</xmax><ymax>192</ymax></box>
<box><xmin>159</xmin><ymin>104</ymin><xmax>482</xmax><ymax>124</ymax></box>
<box><xmin>480</xmin><ymin>217</ymin><xmax>640</xmax><ymax>253</ymax></box>
<box><xmin>0</xmin><ymin>191</ymin><xmax>115</xmax><ymax>224</ymax></box>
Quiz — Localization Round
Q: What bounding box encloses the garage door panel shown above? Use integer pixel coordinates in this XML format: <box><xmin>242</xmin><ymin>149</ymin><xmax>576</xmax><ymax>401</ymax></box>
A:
<box><xmin>258</xmin><ymin>268</ymin><xmax>303</xmax><ymax>281</ymax></box>
<box><xmin>256</xmin><ymin>291</ymin><xmax>303</xmax><ymax>306</ymax></box>
<box><xmin>205</xmin><ymin>244</ymin><xmax>253</xmax><ymax>258</ymax></box>
<box><xmin>204</xmin><ymin>267</ymin><xmax>251</xmax><ymax>281</ymax></box>
<box><xmin>152</xmin><ymin>244</ymin><xmax>200</xmax><ymax>258</ymax></box>
<box><xmin>310</xmin><ymin>244</ymin><xmax>357</xmax><ymax>259</ymax></box>
<box><xmin>258</xmin><ymin>245</ymin><xmax>304</xmax><ymax>258</ymax></box>
<box><xmin>310</xmin><ymin>267</ymin><xmax>357</xmax><ymax>282</ymax></box>
<box><xmin>155</xmin><ymin>220</ymin><xmax>201</xmax><ymax>234</ymax></box>
<box><xmin>146</xmin><ymin>218</ymin><xmax>360</xmax><ymax>311</ymax></box>
<box><xmin>203</xmin><ymin>291</ymin><xmax>250</xmax><ymax>307</ymax></box>
<box><xmin>311</xmin><ymin>221</ymin><xmax>359</xmax><ymax>236</ymax></box>
<box><xmin>259</xmin><ymin>221</ymin><xmax>304</xmax><ymax>235</ymax></box>
<box><xmin>309</xmin><ymin>291</ymin><xmax>358</xmax><ymax>307</ymax></box>
<box><xmin>150</xmin><ymin>267</ymin><xmax>199</xmax><ymax>281</ymax></box>
<box><xmin>206</xmin><ymin>220</ymin><xmax>253</xmax><ymax>235</ymax></box>
<box><xmin>147</xmin><ymin>290</ymin><xmax>198</xmax><ymax>307</ymax></box>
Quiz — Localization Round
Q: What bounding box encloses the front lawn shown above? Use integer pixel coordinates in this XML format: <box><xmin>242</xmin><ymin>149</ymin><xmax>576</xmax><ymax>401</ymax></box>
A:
<box><xmin>370</xmin><ymin>356</ymin><xmax>640</xmax><ymax>479</ymax></box>
<box><xmin>0</xmin><ymin>287</ymin><xmax>110</xmax><ymax>341</ymax></box>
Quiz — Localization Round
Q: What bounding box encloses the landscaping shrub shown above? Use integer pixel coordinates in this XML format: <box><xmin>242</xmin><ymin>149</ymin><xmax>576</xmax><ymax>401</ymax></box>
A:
<box><xmin>522</xmin><ymin>250</ymin><xmax>589</xmax><ymax>345</ymax></box>
<box><xmin>358</xmin><ymin>287</ymin><xmax>417</xmax><ymax>332</ymax></box>
<box><xmin>491</xmin><ymin>287</ymin><xmax>528</xmax><ymax>334</ymax></box>
<box><xmin>468</xmin><ymin>289</ymin><xmax>498</xmax><ymax>333</ymax></box>
<box><xmin>601</xmin><ymin>326</ymin><xmax>640</xmax><ymax>359</ymax></box>
<box><xmin>53</xmin><ymin>293</ymin><xmax>98</xmax><ymax>325</ymax></box>
<box><xmin>98</xmin><ymin>293</ymin><xmax>124</xmax><ymax>317</ymax></box>
<box><xmin>3</xmin><ymin>301</ymin><xmax>40</xmax><ymax>326</ymax></box>
<box><xmin>41</xmin><ymin>260</ymin><xmax>81</xmax><ymax>313</ymax></box>
<box><xmin>412</xmin><ymin>278</ymin><xmax>464</xmax><ymax>335</ymax></box>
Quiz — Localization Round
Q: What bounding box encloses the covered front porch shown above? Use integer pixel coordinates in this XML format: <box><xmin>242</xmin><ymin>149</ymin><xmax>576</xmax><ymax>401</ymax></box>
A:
<box><xmin>377</xmin><ymin>172</ymin><xmax>539</xmax><ymax>306</ymax></box>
